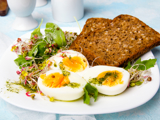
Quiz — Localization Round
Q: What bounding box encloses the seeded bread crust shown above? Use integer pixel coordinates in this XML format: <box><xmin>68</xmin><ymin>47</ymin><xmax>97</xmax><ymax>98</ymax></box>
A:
<box><xmin>69</xmin><ymin>14</ymin><xmax>160</xmax><ymax>67</ymax></box>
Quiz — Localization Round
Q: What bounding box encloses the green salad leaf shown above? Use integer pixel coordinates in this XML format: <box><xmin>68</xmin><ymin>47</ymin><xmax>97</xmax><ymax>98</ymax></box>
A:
<box><xmin>83</xmin><ymin>88</ymin><xmax>90</xmax><ymax>105</ymax></box>
<box><xmin>124</xmin><ymin>61</ymin><xmax>131</xmax><ymax>70</ymax></box>
<box><xmin>28</xmin><ymin>40</ymin><xmax>47</xmax><ymax>57</ymax></box>
<box><xmin>83</xmin><ymin>83</ymin><xmax>98</xmax><ymax>105</ymax></box>
<box><xmin>14</xmin><ymin>55</ymin><xmax>33</xmax><ymax>69</ymax></box>
<box><xmin>125</xmin><ymin>58</ymin><xmax>157</xmax><ymax>70</ymax></box>
<box><xmin>30</xmin><ymin>19</ymin><xmax>43</xmax><ymax>39</ymax></box>
<box><xmin>45</xmin><ymin>23</ymin><xmax>66</xmax><ymax>47</ymax></box>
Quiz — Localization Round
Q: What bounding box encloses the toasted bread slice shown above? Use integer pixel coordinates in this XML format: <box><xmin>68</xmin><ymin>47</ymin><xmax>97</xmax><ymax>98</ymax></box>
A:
<box><xmin>79</xmin><ymin>18</ymin><xmax>111</xmax><ymax>37</ymax></box>
<box><xmin>69</xmin><ymin>14</ymin><xmax>160</xmax><ymax>67</ymax></box>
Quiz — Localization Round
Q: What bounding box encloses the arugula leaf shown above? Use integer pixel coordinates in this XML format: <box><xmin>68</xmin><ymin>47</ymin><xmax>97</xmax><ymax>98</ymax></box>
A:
<box><xmin>45</xmin><ymin>23</ymin><xmax>66</xmax><ymax>47</ymax></box>
<box><xmin>83</xmin><ymin>83</ymin><xmax>98</xmax><ymax>105</ymax></box>
<box><xmin>14</xmin><ymin>55</ymin><xmax>32</xmax><ymax>69</ymax></box>
<box><xmin>28</xmin><ymin>41</ymin><xmax>47</xmax><ymax>57</ymax></box>
<box><xmin>125</xmin><ymin>58</ymin><xmax>157</xmax><ymax>70</ymax></box>
<box><xmin>30</xmin><ymin>19</ymin><xmax>43</xmax><ymax>39</ymax></box>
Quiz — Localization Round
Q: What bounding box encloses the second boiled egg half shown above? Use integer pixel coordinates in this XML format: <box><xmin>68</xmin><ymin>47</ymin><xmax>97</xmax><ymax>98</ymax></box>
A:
<box><xmin>48</xmin><ymin>50</ymin><xmax>89</xmax><ymax>75</ymax></box>
<box><xmin>83</xmin><ymin>65</ymin><xmax>130</xmax><ymax>95</ymax></box>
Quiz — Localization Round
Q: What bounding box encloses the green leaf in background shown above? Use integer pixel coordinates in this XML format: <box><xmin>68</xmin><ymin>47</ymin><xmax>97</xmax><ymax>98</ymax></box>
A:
<box><xmin>14</xmin><ymin>55</ymin><xmax>32</xmax><ymax>69</ymax></box>
<box><xmin>125</xmin><ymin>58</ymin><xmax>157</xmax><ymax>70</ymax></box>
<box><xmin>30</xmin><ymin>19</ymin><xmax>43</xmax><ymax>39</ymax></box>
<box><xmin>134</xmin><ymin>58</ymin><xmax>157</xmax><ymax>70</ymax></box>
<box><xmin>125</xmin><ymin>61</ymin><xmax>132</xmax><ymax>70</ymax></box>
<box><xmin>83</xmin><ymin>83</ymin><xmax>98</xmax><ymax>105</ymax></box>
<box><xmin>45</xmin><ymin>23</ymin><xmax>67</xmax><ymax>47</ymax></box>
<box><xmin>46</xmin><ymin>22</ymin><xmax>58</xmax><ymax>30</ymax></box>
<box><xmin>28</xmin><ymin>41</ymin><xmax>47</xmax><ymax>57</ymax></box>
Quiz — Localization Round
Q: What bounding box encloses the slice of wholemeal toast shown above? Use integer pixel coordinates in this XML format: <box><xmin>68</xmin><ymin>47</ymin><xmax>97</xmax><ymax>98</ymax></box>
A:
<box><xmin>69</xmin><ymin>14</ymin><xmax>160</xmax><ymax>67</ymax></box>
<box><xmin>74</xmin><ymin>18</ymin><xmax>111</xmax><ymax>45</ymax></box>
<box><xmin>79</xmin><ymin>18</ymin><xmax>111</xmax><ymax>37</ymax></box>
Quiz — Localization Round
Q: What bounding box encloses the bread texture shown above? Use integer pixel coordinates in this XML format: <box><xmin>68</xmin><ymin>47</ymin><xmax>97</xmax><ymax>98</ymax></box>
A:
<box><xmin>79</xmin><ymin>18</ymin><xmax>111</xmax><ymax>37</ymax></box>
<box><xmin>69</xmin><ymin>14</ymin><xmax>160</xmax><ymax>67</ymax></box>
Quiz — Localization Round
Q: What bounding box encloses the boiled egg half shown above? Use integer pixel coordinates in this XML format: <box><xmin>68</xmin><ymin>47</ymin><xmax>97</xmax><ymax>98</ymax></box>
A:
<box><xmin>48</xmin><ymin>50</ymin><xmax>89</xmax><ymax>75</ymax></box>
<box><xmin>83</xmin><ymin>65</ymin><xmax>130</xmax><ymax>95</ymax></box>
<box><xmin>38</xmin><ymin>69</ymin><xmax>87</xmax><ymax>101</ymax></box>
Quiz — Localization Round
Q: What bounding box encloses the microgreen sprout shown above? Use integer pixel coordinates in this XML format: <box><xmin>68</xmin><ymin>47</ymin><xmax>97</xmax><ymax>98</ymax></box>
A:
<box><xmin>125</xmin><ymin>58</ymin><xmax>156</xmax><ymax>87</ymax></box>
<box><xmin>31</xmin><ymin>94</ymin><xmax>35</xmax><ymax>100</ymax></box>
<box><xmin>49</xmin><ymin>97</ymin><xmax>54</xmax><ymax>102</ymax></box>
<box><xmin>11</xmin><ymin>25</ymin><xmax>78</xmax><ymax>94</ymax></box>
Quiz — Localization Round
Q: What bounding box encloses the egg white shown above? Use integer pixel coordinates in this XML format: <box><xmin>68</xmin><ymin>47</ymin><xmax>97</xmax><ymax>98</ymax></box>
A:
<box><xmin>83</xmin><ymin>65</ymin><xmax>130</xmax><ymax>95</ymax></box>
<box><xmin>49</xmin><ymin>50</ymin><xmax>89</xmax><ymax>75</ymax></box>
<box><xmin>38</xmin><ymin>69</ymin><xmax>87</xmax><ymax>101</ymax></box>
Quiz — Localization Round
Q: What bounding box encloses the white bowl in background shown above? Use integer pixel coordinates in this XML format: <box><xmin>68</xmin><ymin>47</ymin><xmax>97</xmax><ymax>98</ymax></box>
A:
<box><xmin>36</xmin><ymin>0</ymin><xmax>48</xmax><ymax>7</ymax></box>
<box><xmin>51</xmin><ymin>0</ymin><xmax>84</xmax><ymax>22</ymax></box>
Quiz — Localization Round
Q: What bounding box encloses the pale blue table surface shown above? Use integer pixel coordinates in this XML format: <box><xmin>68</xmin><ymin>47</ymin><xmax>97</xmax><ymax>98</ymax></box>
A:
<box><xmin>1</xmin><ymin>0</ymin><xmax>160</xmax><ymax>120</ymax></box>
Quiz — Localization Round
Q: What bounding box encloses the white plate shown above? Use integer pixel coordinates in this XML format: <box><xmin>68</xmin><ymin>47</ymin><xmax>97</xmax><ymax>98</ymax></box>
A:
<box><xmin>0</xmin><ymin>27</ymin><xmax>159</xmax><ymax>114</ymax></box>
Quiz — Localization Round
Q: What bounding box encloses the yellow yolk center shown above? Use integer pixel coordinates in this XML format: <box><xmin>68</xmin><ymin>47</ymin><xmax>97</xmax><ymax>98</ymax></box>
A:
<box><xmin>97</xmin><ymin>70</ymin><xmax>123</xmax><ymax>87</ymax></box>
<box><xmin>61</xmin><ymin>56</ymin><xmax>87</xmax><ymax>72</ymax></box>
<box><xmin>40</xmin><ymin>72</ymin><xmax>70</xmax><ymax>88</ymax></box>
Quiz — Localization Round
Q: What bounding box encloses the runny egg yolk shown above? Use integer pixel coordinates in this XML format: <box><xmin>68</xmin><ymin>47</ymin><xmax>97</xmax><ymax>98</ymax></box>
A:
<box><xmin>97</xmin><ymin>70</ymin><xmax>123</xmax><ymax>87</ymax></box>
<box><xmin>40</xmin><ymin>72</ymin><xmax>70</xmax><ymax>88</ymax></box>
<box><xmin>61</xmin><ymin>56</ymin><xmax>87</xmax><ymax>72</ymax></box>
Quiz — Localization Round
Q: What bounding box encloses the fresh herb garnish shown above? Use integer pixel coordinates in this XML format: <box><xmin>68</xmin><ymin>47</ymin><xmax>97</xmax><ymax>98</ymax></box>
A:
<box><xmin>89</xmin><ymin>78</ymin><xmax>102</xmax><ymax>85</ymax></box>
<box><xmin>84</xmin><ymin>88</ymin><xmax>90</xmax><ymax>104</ymax></box>
<box><xmin>83</xmin><ymin>83</ymin><xmax>98</xmax><ymax>105</ymax></box>
<box><xmin>30</xmin><ymin>19</ymin><xmax>43</xmax><ymax>39</ymax></box>
<box><xmin>89</xmin><ymin>71</ymin><xmax>119</xmax><ymax>85</ymax></box>
<box><xmin>54</xmin><ymin>63</ymin><xmax>57</xmax><ymax>67</ymax></box>
<box><xmin>45</xmin><ymin>23</ymin><xmax>67</xmax><ymax>47</ymax></box>
<box><xmin>61</xmin><ymin>53</ymin><xmax>67</xmax><ymax>57</ymax></box>
<box><xmin>62</xmin><ymin>70</ymin><xmax>70</xmax><ymax>76</ymax></box>
<box><xmin>67</xmin><ymin>82</ymin><xmax>80</xmax><ymax>88</ymax></box>
<box><xmin>125</xmin><ymin>58</ymin><xmax>157</xmax><ymax>70</ymax></box>
<box><xmin>59</xmin><ymin>62</ymin><xmax>65</xmax><ymax>70</ymax></box>
<box><xmin>28</xmin><ymin>41</ymin><xmax>47</xmax><ymax>57</ymax></box>
<box><xmin>69</xmin><ymin>55</ymin><xmax>72</xmax><ymax>59</ymax></box>
<box><xmin>125</xmin><ymin>58</ymin><xmax>157</xmax><ymax>87</ymax></box>
<box><xmin>6</xmin><ymin>80</ymin><xmax>22</xmax><ymax>93</ymax></box>
<box><xmin>14</xmin><ymin>55</ymin><xmax>33</xmax><ymax>69</ymax></box>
